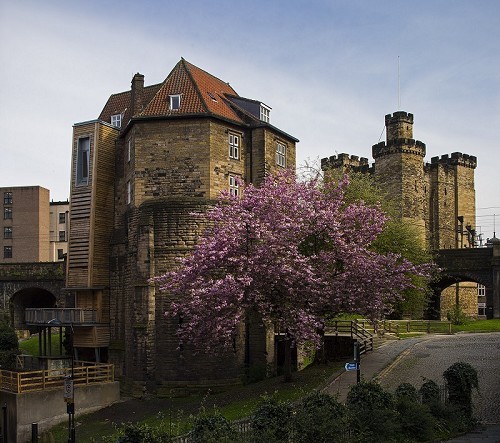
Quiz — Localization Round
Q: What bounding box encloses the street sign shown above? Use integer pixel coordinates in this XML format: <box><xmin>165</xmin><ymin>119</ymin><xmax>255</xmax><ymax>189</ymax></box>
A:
<box><xmin>64</xmin><ymin>377</ymin><xmax>74</xmax><ymax>403</ymax></box>
<box><xmin>345</xmin><ymin>362</ymin><xmax>358</xmax><ymax>371</ymax></box>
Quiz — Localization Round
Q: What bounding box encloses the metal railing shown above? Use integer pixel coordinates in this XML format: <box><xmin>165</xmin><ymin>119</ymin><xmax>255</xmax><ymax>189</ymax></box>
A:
<box><xmin>0</xmin><ymin>361</ymin><xmax>114</xmax><ymax>393</ymax></box>
<box><xmin>25</xmin><ymin>308</ymin><xmax>99</xmax><ymax>325</ymax></box>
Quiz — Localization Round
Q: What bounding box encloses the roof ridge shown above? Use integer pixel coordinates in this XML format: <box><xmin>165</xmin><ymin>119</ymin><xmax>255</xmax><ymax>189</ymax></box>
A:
<box><xmin>181</xmin><ymin>59</ymin><xmax>209</xmax><ymax>114</ymax></box>
<box><xmin>182</xmin><ymin>59</ymin><xmax>238</xmax><ymax>96</ymax></box>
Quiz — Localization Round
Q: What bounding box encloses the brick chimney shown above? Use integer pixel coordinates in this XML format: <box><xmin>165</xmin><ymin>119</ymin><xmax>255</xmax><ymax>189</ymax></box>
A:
<box><xmin>131</xmin><ymin>73</ymin><xmax>145</xmax><ymax>116</ymax></box>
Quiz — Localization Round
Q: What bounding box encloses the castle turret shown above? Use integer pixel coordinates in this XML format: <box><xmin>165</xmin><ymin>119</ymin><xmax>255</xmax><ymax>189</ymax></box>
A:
<box><xmin>372</xmin><ymin>111</ymin><xmax>427</xmax><ymax>244</ymax></box>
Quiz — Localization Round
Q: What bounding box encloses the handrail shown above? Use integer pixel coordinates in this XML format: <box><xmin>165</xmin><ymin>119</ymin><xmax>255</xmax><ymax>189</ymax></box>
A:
<box><xmin>0</xmin><ymin>361</ymin><xmax>114</xmax><ymax>394</ymax></box>
<box><xmin>25</xmin><ymin>308</ymin><xmax>99</xmax><ymax>325</ymax></box>
<box><xmin>381</xmin><ymin>319</ymin><xmax>452</xmax><ymax>336</ymax></box>
<box><xmin>324</xmin><ymin>320</ymin><xmax>374</xmax><ymax>355</ymax></box>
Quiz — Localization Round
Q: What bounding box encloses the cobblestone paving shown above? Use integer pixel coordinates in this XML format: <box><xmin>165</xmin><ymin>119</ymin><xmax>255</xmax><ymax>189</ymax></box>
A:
<box><xmin>376</xmin><ymin>333</ymin><xmax>500</xmax><ymax>425</ymax></box>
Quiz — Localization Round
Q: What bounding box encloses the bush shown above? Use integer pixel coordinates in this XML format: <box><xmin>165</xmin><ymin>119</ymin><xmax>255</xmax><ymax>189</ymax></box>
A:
<box><xmin>346</xmin><ymin>381</ymin><xmax>399</xmax><ymax>442</ymax></box>
<box><xmin>443</xmin><ymin>362</ymin><xmax>479</xmax><ymax>419</ymax></box>
<box><xmin>0</xmin><ymin>322</ymin><xmax>19</xmax><ymax>369</ymax></box>
<box><xmin>116</xmin><ymin>423</ymin><xmax>170</xmax><ymax>443</ymax></box>
<box><xmin>294</xmin><ymin>391</ymin><xmax>347</xmax><ymax>442</ymax></box>
<box><xmin>419</xmin><ymin>379</ymin><xmax>440</xmax><ymax>405</ymax></box>
<box><xmin>190</xmin><ymin>411</ymin><xmax>236</xmax><ymax>443</ymax></box>
<box><xmin>395</xmin><ymin>383</ymin><xmax>437</xmax><ymax>441</ymax></box>
<box><xmin>447</xmin><ymin>305</ymin><xmax>468</xmax><ymax>325</ymax></box>
<box><xmin>251</xmin><ymin>396</ymin><xmax>292</xmax><ymax>443</ymax></box>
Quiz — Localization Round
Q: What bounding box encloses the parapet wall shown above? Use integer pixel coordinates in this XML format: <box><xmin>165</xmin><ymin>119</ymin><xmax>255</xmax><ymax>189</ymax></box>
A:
<box><xmin>430</xmin><ymin>152</ymin><xmax>477</xmax><ymax>169</ymax></box>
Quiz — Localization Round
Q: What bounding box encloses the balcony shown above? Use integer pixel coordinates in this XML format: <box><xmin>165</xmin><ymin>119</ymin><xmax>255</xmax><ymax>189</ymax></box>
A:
<box><xmin>25</xmin><ymin>308</ymin><xmax>100</xmax><ymax>326</ymax></box>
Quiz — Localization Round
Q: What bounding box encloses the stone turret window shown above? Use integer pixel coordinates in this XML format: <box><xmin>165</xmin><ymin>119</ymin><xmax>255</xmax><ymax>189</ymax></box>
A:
<box><xmin>276</xmin><ymin>142</ymin><xmax>286</xmax><ymax>167</ymax></box>
<box><xmin>229</xmin><ymin>133</ymin><xmax>239</xmax><ymax>160</ymax></box>
<box><xmin>229</xmin><ymin>175</ymin><xmax>239</xmax><ymax>196</ymax></box>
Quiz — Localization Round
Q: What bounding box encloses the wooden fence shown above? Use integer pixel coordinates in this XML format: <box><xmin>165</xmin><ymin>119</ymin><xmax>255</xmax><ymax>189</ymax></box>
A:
<box><xmin>324</xmin><ymin>320</ymin><xmax>374</xmax><ymax>354</ymax></box>
<box><xmin>0</xmin><ymin>361</ymin><xmax>114</xmax><ymax>394</ymax></box>
<box><xmin>380</xmin><ymin>320</ymin><xmax>452</xmax><ymax>336</ymax></box>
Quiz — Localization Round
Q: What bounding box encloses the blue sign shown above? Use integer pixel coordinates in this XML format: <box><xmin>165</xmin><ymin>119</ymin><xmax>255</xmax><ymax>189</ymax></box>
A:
<box><xmin>345</xmin><ymin>362</ymin><xmax>358</xmax><ymax>371</ymax></box>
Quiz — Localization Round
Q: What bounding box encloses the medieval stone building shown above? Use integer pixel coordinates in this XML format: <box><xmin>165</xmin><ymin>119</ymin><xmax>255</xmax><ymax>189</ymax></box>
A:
<box><xmin>321</xmin><ymin>111</ymin><xmax>478</xmax><ymax>318</ymax></box>
<box><xmin>66</xmin><ymin>59</ymin><xmax>297</xmax><ymax>391</ymax></box>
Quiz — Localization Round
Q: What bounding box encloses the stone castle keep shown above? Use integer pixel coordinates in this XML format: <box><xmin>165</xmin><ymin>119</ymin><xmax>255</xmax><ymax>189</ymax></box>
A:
<box><xmin>321</xmin><ymin>111</ymin><xmax>477</xmax><ymax>252</ymax></box>
<box><xmin>321</xmin><ymin>111</ymin><xmax>479</xmax><ymax>318</ymax></box>
<box><xmin>66</xmin><ymin>59</ymin><xmax>297</xmax><ymax>390</ymax></box>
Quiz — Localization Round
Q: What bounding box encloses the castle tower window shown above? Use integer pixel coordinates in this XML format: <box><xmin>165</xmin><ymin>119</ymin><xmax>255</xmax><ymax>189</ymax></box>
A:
<box><xmin>111</xmin><ymin>114</ymin><xmax>122</xmax><ymax>128</ymax></box>
<box><xmin>76</xmin><ymin>137</ymin><xmax>90</xmax><ymax>186</ymax></box>
<box><xmin>229</xmin><ymin>175</ymin><xmax>239</xmax><ymax>197</ymax></box>
<box><xmin>276</xmin><ymin>142</ymin><xmax>286</xmax><ymax>167</ymax></box>
<box><xmin>260</xmin><ymin>104</ymin><xmax>271</xmax><ymax>123</ymax></box>
<box><xmin>127</xmin><ymin>138</ymin><xmax>132</xmax><ymax>163</ymax></box>
<box><xmin>229</xmin><ymin>133</ymin><xmax>239</xmax><ymax>159</ymax></box>
<box><xmin>169</xmin><ymin>94</ymin><xmax>181</xmax><ymax>110</ymax></box>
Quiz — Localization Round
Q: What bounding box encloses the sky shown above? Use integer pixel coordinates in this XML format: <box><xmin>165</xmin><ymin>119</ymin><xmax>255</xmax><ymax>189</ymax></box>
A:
<box><xmin>0</xmin><ymin>0</ymin><xmax>498</xmax><ymax>241</ymax></box>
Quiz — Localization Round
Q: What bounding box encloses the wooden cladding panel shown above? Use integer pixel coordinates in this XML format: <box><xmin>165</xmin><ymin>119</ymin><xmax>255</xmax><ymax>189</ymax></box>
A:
<box><xmin>73</xmin><ymin>326</ymin><xmax>110</xmax><ymax>348</ymax></box>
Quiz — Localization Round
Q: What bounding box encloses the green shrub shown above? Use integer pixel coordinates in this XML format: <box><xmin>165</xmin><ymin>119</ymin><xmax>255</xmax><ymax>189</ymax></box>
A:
<box><xmin>0</xmin><ymin>322</ymin><xmax>19</xmax><ymax>369</ymax></box>
<box><xmin>116</xmin><ymin>423</ymin><xmax>170</xmax><ymax>443</ymax></box>
<box><xmin>251</xmin><ymin>396</ymin><xmax>292</xmax><ymax>443</ymax></box>
<box><xmin>419</xmin><ymin>379</ymin><xmax>440</xmax><ymax>405</ymax></box>
<box><xmin>395</xmin><ymin>382</ymin><xmax>419</xmax><ymax>402</ymax></box>
<box><xmin>190</xmin><ymin>411</ymin><xmax>236</xmax><ymax>443</ymax></box>
<box><xmin>443</xmin><ymin>362</ymin><xmax>479</xmax><ymax>419</ymax></box>
<box><xmin>447</xmin><ymin>305</ymin><xmax>468</xmax><ymax>325</ymax></box>
<box><xmin>294</xmin><ymin>391</ymin><xmax>347</xmax><ymax>443</ymax></box>
<box><xmin>346</xmin><ymin>381</ymin><xmax>399</xmax><ymax>442</ymax></box>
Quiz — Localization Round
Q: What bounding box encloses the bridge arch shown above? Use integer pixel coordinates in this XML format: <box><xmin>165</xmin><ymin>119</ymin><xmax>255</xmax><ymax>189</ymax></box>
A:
<box><xmin>432</xmin><ymin>244</ymin><xmax>500</xmax><ymax>319</ymax></box>
<box><xmin>10</xmin><ymin>287</ymin><xmax>57</xmax><ymax>333</ymax></box>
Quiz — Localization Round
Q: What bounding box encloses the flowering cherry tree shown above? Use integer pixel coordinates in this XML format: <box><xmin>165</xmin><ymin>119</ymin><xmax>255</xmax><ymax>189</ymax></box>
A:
<box><xmin>154</xmin><ymin>170</ymin><xmax>430</xmax><ymax>378</ymax></box>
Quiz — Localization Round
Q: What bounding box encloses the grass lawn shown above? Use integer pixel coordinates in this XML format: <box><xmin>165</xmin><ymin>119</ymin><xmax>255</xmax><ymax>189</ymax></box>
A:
<box><xmin>452</xmin><ymin>318</ymin><xmax>500</xmax><ymax>333</ymax></box>
<box><xmin>19</xmin><ymin>333</ymin><xmax>67</xmax><ymax>356</ymax></box>
<box><xmin>43</xmin><ymin>361</ymin><xmax>342</xmax><ymax>442</ymax></box>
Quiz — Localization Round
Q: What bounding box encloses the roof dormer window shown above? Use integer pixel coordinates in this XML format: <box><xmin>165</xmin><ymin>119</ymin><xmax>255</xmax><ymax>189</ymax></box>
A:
<box><xmin>111</xmin><ymin>114</ymin><xmax>122</xmax><ymax>128</ymax></box>
<box><xmin>169</xmin><ymin>94</ymin><xmax>181</xmax><ymax>111</ymax></box>
<box><xmin>260</xmin><ymin>104</ymin><xmax>271</xmax><ymax>123</ymax></box>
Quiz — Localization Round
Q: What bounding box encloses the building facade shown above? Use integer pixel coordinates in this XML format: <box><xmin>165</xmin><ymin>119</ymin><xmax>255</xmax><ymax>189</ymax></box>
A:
<box><xmin>66</xmin><ymin>59</ymin><xmax>297</xmax><ymax>389</ymax></box>
<box><xmin>1</xmin><ymin>186</ymin><xmax>69</xmax><ymax>264</ymax></box>
<box><xmin>321</xmin><ymin>111</ymin><xmax>478</xmax><ymax>318</ymax></box>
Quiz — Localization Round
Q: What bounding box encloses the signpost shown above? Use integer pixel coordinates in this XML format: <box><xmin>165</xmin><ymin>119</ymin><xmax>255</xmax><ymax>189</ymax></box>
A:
<box><xmin>353</xmin><ymin>340</ymin><xmax>361</xmax><ymax>383</ymax></box>
<box><xmin>344</xmin><ymin>362</ymin><xmax>358</xmax><ymax>371</ymax></box>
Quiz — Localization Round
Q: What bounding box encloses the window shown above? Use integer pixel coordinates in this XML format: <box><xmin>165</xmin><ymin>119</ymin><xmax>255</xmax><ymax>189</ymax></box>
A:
<box><xmin>59</xmin><ymin>212</ymin><xmax>66</xmax><ymax>224</ymax></box>
<box><xmin>111</xmin><ymin>114</ymin><xmax>122</xmax><ymax>128</ymax></box>
<box><xmin>276</xmin><ymin>142</ymin><xmax>286</xmax><ymax>167</ymax></box>
<box><xmin>260</xmin><ymin>105</ymin><xmax>270</xmax><ymax>123</ymax></box>
<box><xmin>229</xmin><ymin>175</ymin><xmax>239</xmax><ymax>197</ymax></box>
<box><xmin>127</xmin><ymin>181</ymin><xmax>132</xmax><ymax>204</ymax></box>
<box><xmin>57</xmin><ymin>249</ymin><xmax>65</xmax><ymax>260</ymax></box>
<box><xmin>3</xmin><ymin>246</ymin><xmax>12</xmax><ymax>259</ymax></box>
<box><xmin>76</xmin><ymin>137</ymin><xmax>90</xmax><ymax>186</ymax></box>
<box><xmin>59</xmin><ymin>231</ymin><xmax>66</xmax><ymax>242</ymax></box>
<box><xmin>478</xmin><ymin>302</ymin><xmax>486</xmax><ymax>316</ymax></box>
<box><xmin>127</xmin><ymin>139</ymin><xmax>132</xmax><ymax>163</ymax></box>
<box><xmin>4</xmin><ymin>207</ymin><xmax>12</xmax><ymax>220</ymax></box>
<box><xmin>229</xmin><ymin>133</ymin><xmax>239</xmax><ymax>159</ymax></box>
<box><xmin>477</xmin><ymin>284</ymin><xmax>486</xmax><ymax>297</ymax></box>
<box><xmin>169</xmin><ymin>94</ymin><xmax>181</xmax><ymax>110</ymax></box>
<box><xmin>3</xmin><ymin>192</ymin><xmax>12</xmax><ymax>205</ymax></box>
<box><xmin>3</xmin><ymin>227</ymin><xmax>12</xmax><ymax>239</ymax></box>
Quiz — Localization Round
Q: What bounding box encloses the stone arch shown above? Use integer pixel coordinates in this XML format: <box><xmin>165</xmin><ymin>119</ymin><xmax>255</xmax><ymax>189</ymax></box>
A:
<box><xmin>10</xmin><ymin>287</ymin><xmax>57</xmax><ymax>333</ymax></box>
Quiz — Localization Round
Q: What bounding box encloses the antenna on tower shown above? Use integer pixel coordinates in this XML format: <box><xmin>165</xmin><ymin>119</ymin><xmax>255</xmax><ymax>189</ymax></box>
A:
<box><xmin>397</xmin><ymin>56</ymin><xmax>401</xmax><ymax>110</ymax></box>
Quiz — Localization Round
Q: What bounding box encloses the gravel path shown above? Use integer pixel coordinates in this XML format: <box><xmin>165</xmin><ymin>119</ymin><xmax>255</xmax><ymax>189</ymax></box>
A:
<box><xmin>376</xmin><ymin>332</ymin><xmax>500</xmax><ymax>425</ymax></box>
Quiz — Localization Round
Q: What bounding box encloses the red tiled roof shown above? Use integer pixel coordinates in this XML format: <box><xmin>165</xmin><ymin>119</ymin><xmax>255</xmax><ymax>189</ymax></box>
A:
<box><xmin>140</xmin><ymin>59</ymin><xmax>244</xmax><ymax>123</ymax></box>
<box><xmin>98</xmin><ymin>83</ymin><xmax>161</xmax><ymax>126</ymax></box>
<box><xmin>98</xmin><ymin>59</ymin><xmax>253</xmax><ymax>128</ymax></box>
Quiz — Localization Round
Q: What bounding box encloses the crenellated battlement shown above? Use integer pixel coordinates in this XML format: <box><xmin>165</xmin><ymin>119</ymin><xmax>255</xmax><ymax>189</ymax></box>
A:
<box><xmin>385</xmin><ymin>111</ymin><xmax>414</xmax><ymax>125</ymax></box>
<box><xmin>321</xmin><ymin>153</ymin><xmax>371</xmax><ymax>172</ymax></box>
<box><xmin>372</xmin><ymin>139</ymin><xmax>426</xmax><ymax>158</ymax></box>
<box><xmin>430</xmin><ymin>152</ymin><xmax>477</xmax><ymax>169</ymax></box>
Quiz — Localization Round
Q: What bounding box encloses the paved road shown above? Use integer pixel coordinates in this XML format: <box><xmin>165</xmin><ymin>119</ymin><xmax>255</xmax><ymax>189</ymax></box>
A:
<box><xmin>376</xmin><ymin>333</ymin><xmax>500</xmax><ymax>425</ymax></box>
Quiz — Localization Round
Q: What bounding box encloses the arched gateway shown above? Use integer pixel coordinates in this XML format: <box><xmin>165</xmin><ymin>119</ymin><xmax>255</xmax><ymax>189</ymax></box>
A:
<box><xmin>431</xmin><ymin>241</ymin><xmax>500</xmax><ymax>319</ymax></box>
